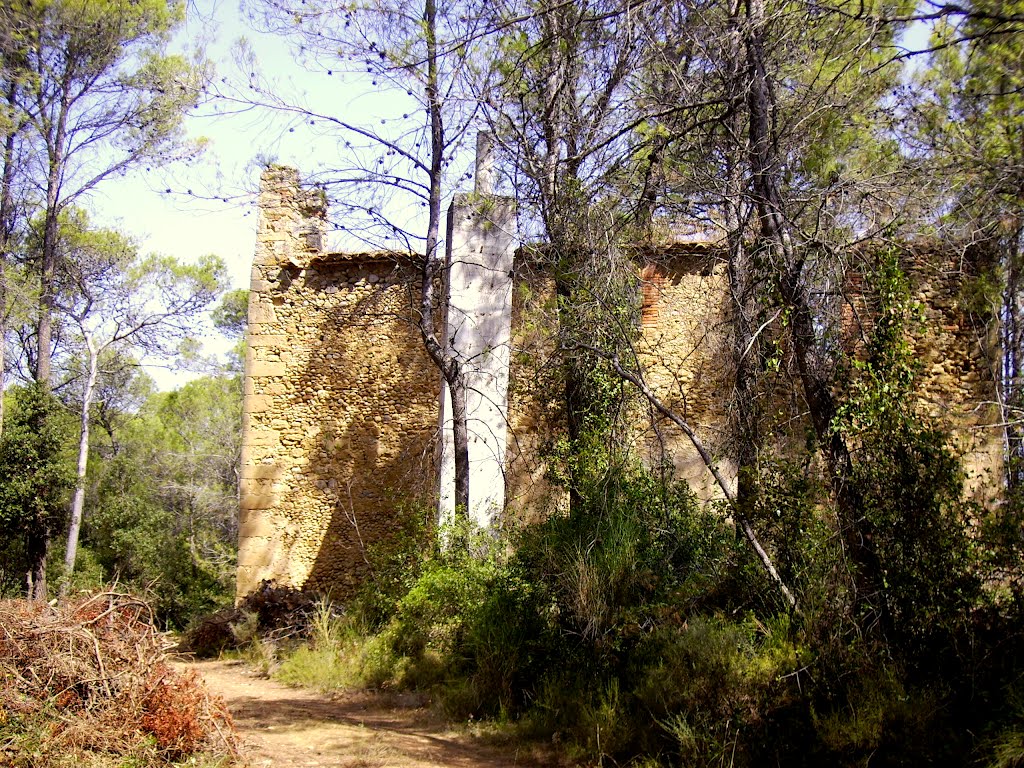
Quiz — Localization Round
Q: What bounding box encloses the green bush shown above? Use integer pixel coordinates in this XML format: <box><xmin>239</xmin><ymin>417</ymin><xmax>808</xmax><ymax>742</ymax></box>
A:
<box><xmin>833</xmin><ymin>252</ymin><xmax>983</xmax><ymax>669</ymax></box>
<box><xmin>0</xmin><ymin>384</ymin><xmax>77</xmax><ymax>597</ymax></box>
<box><xmin>433</xmin><ymin>462</ymin><xmax>778</xmax><ymax>761</ymax></box>
<box><xmin>305</xmin><ymin>518</ymin><xmax>512</xmax><ymax>698</ymax></box>
<box><xmin>349</xmin><ymin>501</ymin><xmax>432</xmax><ymax>629</ymax></box>
<box><xmin>251</xmin><ymin>424</ymin><xmax>1022</xmax><ymax>768</ymax></box>
<box><xmin>84</xmin><ymin>458</ymin><xmax>234</xmax><ymax>628</ymax></box>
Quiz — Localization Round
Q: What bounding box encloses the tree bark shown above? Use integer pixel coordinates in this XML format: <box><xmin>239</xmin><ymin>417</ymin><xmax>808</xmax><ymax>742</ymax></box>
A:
<box><xmin>37</xmin><ymin>133</ymin><xmax>65</xmax><ymax>389</ymax></box>
<box><xmin>62</xmin><ymin>333</ymin><xmax>99</xmax><ymax>593</ymax></box>
<box><xmin>0</xmin><ymin>88</ymin><xmax>16</xmax><ymax>441</ymax></box>
<box><xmin>725</xmin><ymin>0</ymin><xmax>762</xmax><ymax>506</ymax></box>
<box><xmin>742</xmin><ymin>0</ymin><xmax>889</xmax><ymax>631</ymax></box>
<box><xmin>26</xmin><ymin>529</ymin><xmax>49</xmax><ymax>602</ymax></box>
<box><xmin>420</xmin><ymin>0</ymin><xmax>471</xmax><ymax>516</ymax></box>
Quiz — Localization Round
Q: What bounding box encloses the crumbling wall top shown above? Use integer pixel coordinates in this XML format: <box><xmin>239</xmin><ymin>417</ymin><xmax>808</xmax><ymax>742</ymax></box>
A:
<box><xmin>256</xmin><ymin>166</ymin><xmax>328</xmax><ymax>268</ymax></box>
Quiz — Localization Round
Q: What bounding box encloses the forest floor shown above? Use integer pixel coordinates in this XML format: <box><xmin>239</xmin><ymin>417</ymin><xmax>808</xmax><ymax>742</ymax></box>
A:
<box><xmin>181</xmin><ymin>658</ymin><xmax>567</xmax><ymax>768</ymax></box>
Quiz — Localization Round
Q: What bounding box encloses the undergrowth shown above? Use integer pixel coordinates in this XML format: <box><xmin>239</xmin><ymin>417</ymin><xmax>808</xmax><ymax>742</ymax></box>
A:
<box><xmin>0</xmin><ymin>591</ymin><xmax>239</xmax><ymax>767</ymax></box>
<box><xmin>194</xmin><ymin>253</ymin><xmax>1024</xmax><ymax>766</ymax></box>
<box><xmin>241</xmin><ymin>448</ymin><xmax>1024</xmax><ymax>768</ymax></box>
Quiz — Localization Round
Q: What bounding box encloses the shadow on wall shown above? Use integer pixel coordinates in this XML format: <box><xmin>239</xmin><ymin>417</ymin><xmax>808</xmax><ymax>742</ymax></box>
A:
<box><xmin>276</xmin><ymin>257</ymin><xmax>441</xmax><ymax>597</ymax></box>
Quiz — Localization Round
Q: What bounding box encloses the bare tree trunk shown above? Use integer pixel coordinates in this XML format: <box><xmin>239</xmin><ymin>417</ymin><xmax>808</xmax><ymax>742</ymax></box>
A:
<box><xmin>24</xmin><ymin>139</ymin><xmax>65</xmax><ymax>601</ymax></box>
<box><xmin>0</xmin><ymin>153</ymin><xmax>11</xmax><ymax>442</ymax></box>
<box><xmin>725</xmin><ymin>0</ymin><xmax>762</xmax><ymax>506</ymax></box>
<box><xmin>1001</xmin><ymin>225</ymin><xmax>1024</xmax><ymax>491</ymax></box>
<box><xmin>62</xmin><ymin>334</ymin><xmax>99</xmax><ymax>593</ymax></box>
<box><xmin>419</xmin><ymin>0</ymin><xmax>471</xmax><ymax>516</ymax></box>
<box><xmin>36</xmin><ymin>82</ymin><xmax>70</xmax><ymax>389</ymax></box>
<box><xmin>742</xmin><ymin>0</ymin><xmax>889</xmax><ymax>631</ymax></box>
<box><xmin>37</xmin><ymin>162</ymin><xmax>60</xmax><ymax>388</ymax></box>
<box><xmin>23</xmin><ymin>97</ymin><xmax>70</xmax><ymax>600</ymax></box>
<box><xmin>26</xmin><ymin>531</ymin><xmax>49</xmax><ymax>602</ymax></box>
<box><xmin>0</xmin><ymin>81</ymin><xmax>19</xmax><ymax>440</ymax></box>
<box><xmin>449</xmin><ymin>378</ymin><xmax>471</xmax><ymax>513</ymax></box>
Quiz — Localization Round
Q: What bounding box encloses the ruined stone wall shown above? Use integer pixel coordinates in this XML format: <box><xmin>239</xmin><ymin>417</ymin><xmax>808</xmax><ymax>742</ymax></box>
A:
<box><xmin>505</xmin><ymin>264</ymin><xmax>563</xmax><ymax>522</ymax></box>
<box><xmin>237</xmin><ymin>168</ymin><xmax>439</xmax><ymax>597</ymax></box>
<box><xmin>237</xmin><ymin>168</ymin><xmax>1005</xmax><ymax>599</ymax></box>
<box><xmin>634</xmin><ymin>247</ymin><xmax>736</xmax><ymax>501</ymax></box>
<box><xmin>500</xmin><ymin>246</ymin><xmax>738</xmax><ymax>513</ymax></box>
<box><xmin>630</xmin><ymin>243</ymin><xmax>1004</xmax><ymax>505</ymax></box>
<box><xmin>842</xmin><ymin>246</ymin><xmax>1004</xmax><ymax>501</ymax></box>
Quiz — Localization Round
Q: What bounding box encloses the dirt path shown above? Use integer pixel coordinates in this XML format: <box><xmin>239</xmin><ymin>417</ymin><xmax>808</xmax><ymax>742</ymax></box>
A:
<box><xmin>183</xmin><ymin>659</ymin><xmax>562</xmax><ymax>768</ymax></box>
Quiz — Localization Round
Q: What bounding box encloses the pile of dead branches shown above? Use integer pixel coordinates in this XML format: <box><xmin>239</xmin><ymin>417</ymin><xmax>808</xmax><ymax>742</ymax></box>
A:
<box><xmin>185</xmin><ymin>579</ymin><xmax>320</xmax><ymax>657</ymax></box>
<box><xmin>0</xmin><ymin>590</ymin><xmax>239</xmax><ymax>765</ymax></box>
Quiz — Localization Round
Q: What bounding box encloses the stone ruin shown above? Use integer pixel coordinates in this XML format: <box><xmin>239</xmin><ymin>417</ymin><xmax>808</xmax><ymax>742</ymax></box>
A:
<box><xmin>236</xmin><ymin>160</ymin><xmax>1005</xmax><ymax>599</ymax></box>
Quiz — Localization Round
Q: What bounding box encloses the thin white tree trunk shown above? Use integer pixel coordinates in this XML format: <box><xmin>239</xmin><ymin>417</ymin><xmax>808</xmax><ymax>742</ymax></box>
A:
<box><xmin>62</xmin><ymin>333</ymin><xmax>99</xmax><ymax>593</ymax></box>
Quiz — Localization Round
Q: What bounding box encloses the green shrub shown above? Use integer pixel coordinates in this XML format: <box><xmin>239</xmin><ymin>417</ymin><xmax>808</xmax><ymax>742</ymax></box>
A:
<box><xmin>437</xmin><ymin>462</ymin><xmax>777</xmax><ymax>762</ymax></box>
<box><xmin>834</xmin><ymin>250</ymin><xmax>983</xmax><ymax>668</ymax></box>
<box><xmin>0</xmin><ymin>384</ymin><xmax>77</xmax><ymax>597</ymax></box>
<box><xmin>513</xmin><ymin>462</ymin><xmax>743</xmax><ymax>654</ymax></box>
<box><xmin>989</xmin><ymin>725</ymin><xmax>1024</xmax><ymax>768</ymax></box>
<box><xmin>628</xmin><ymin>614</ymin><xmax>804</xmax><ymax>764</ymax></box>
<box><xmin>85</xmin><ymin>485</ymin><xmax>234</xmax><ymax>629</ymax></box>
<box><xmin>350</xmin><ymin>501</ymin><xmax>432</xmax><ymax>629</ymax></box>
<box><xmin>454</xmin><ymin>569</ymin><xmax>554</xmax><ymax>717</ymax></box>
<box><xmin>387</xmin><ymin>520</ymin><xmax>499</xmax><ymax>656</ymax></box>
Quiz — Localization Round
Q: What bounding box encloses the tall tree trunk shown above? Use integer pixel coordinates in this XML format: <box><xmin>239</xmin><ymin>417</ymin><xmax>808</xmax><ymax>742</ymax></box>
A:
<box><xmin>420</xmin><ymin>0</ymin><xmax>470</xmax><ymax>516</ymax></box>
<box><xmin>742</xmin><ymin>0</ymin><xmax>889</xmax><ymax>632</ymax></box>
<box><xmin>1001</xmin><ymin>227</ymin><xmax>1024</xmax><ymax>491</ymax></box>
<box><xmin>725</xmin><ymin>0</ymin><xmax>761</xmax><ymax>505</ymax></box>
<box><xmin>37</xmin><ymin>169</ymin><xmax>60</xmax><ymax>388</ymax></box>
<box><xmin>36</xmin><ymin>88</ymin><xmax>70</xmax><ymax>389</ymax></box>
<box><xmin>26</xmin><ymin>99</ymin><xmax>69</xmax><ymax>600</ymax></box>
<box><xmin>26</xmin><ymin>530</ymin><xmax>49</xmax><ymax>602</ymax></box>
<box><xmin>555</xmin><ymin>273</ymin><xmax>587</xmax><ymax>513</ymax></box>
<box><xmin>63</xmin><ymin>334</ymin><xmax>99</xmax><ymax>593</ymax></box>
<box><xmin>0</xmin><ymin>81</ymin><xmax>19</xmax><ymax>440</ymax></box>
<box><xmin>0</xmin><ymin>150</ymin><xmax>11</xmax><ymax>442</ymax></box>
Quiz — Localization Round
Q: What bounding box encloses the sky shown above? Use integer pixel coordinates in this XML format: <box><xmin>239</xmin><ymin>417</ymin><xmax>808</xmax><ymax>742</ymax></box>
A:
<box><xmin>77</xmin><ymin>0</ymin><xmax>934</xmax><ymax>389</ymax></box>
<box><xmin>89</xmin><ymin>1</ymin><xmax>320</xmax><ymax>291</ymax></box>
<box><xmin>83</xmin><ymin>0</ymin><xmax>397</xmax><ymax>387</ymax></box>
<box><xmin>87</xmin><ymin>0</ymin><xmax>442</xmax><ymax>281</ymax></box>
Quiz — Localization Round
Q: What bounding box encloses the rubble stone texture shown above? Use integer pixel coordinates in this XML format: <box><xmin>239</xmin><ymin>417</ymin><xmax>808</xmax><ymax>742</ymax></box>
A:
<box><xmin>238</xmin><ymin>167</ymin><xmax>439</xmax><ymax>596</ymax></box>
<box><xmin>237</xmin><ymin>167</ymin><xmax>1004</xmax><ymax>599</ymax></box>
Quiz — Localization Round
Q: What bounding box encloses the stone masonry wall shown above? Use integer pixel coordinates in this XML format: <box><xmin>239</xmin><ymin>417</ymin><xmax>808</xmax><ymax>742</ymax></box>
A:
<box><xmin>237</xmin><ymin>168</ymin><xmax>439</xmax><ymax>597</ymax></box>
<box><xmin>842</xmin><ymin>246</ymin><xmax>1004</xmax><ymax>501</ymax></box>
<box><xmin>237</xmin><ymin>168</ymin><xmax>1004</xmax><ymax>599</ymax></box>
<box><xmin>635</xmin><ymin>246</ymin><xmax>736</xmax><ymax>501</ymax></box>
<box><xmin>627</xmin><ymin>243</ymin><xmax>1002</xmax><ymax>505</ymax></box>
<box><xmin>505</xmin><ymin>264</ymin><xmax>564</xmax><ymax>522</ymax></box>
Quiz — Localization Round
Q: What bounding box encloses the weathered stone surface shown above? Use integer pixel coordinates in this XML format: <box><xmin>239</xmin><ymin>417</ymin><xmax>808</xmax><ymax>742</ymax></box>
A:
<box><xmin>245</xmin><ymin>429</ymin><xmax>281</xmax><ymax>447</ymax></box>
<box><xmin>249</xmin><ymin>302</ymin><xmax>278</xmax><ymax>324</ymax></box>
<box><xmin>237</xmin><ymin>541</ymin><xmax>276</xmax><ymax>569</ymax></box>
<box><xmin>240</xmin><ymin>493</ymin><xmax>279</xmax><ymax>511</ymax></box>
<box><xmin>240</xmin><ymin>463</ymin><xmax>282</xmax><ymax>480</ymax></box>
<box><xmin>239</xmin><ymin>513</ymin><xmax>277</xmax><ymax>539</ymax></box>
<box><xmin>237</xmin><ymin>167</ymin><xmax>441</xmax><ymax>600</ymax></box>
<box><xmin>248</xmin><ymin>361</ymin><xmax>288</xmax><ymax>378</ymax></box>
<box><xmin>237</xmin><ymin>167</ymin><xmax>1004</xmax><ymax>603</ymax></box>
<box><xmin>249</xmin><ymin>335</ymin><xmax>290</xmax><ymax>348</ymax></box>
